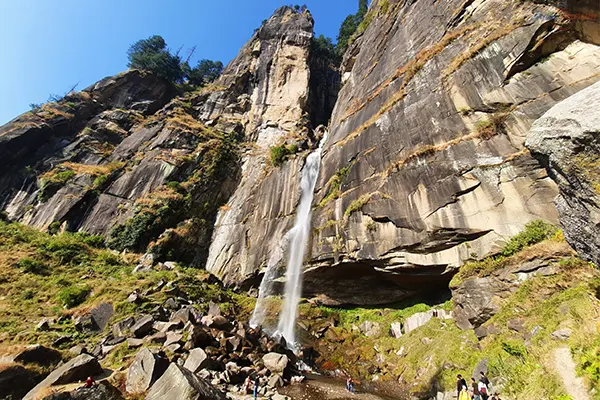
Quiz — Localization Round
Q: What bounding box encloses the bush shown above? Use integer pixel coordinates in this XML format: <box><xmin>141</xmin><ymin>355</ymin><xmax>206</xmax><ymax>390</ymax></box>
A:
<box><xmin>73</xmin><ymin>232</ymin><xmax>105</xmax><ymax>248</ymax></box>
<box><xmin>501</xmin><ymin>220</ymin><xmax>558</xmax><ymax>257</ymax></box>
<box><xmin>14</xmin><ymin>258</ymin><xmax>49</xmax><ymax>275</ymax></box>
<box><xmin>57</xmin><ymin>285</ymin><xmax>90</xmax><ymax>308</ymax></box>
<box><xmin>184</xmin><ymin>59</ymin><xmax>224</xmax><ymax>86</ymax></box>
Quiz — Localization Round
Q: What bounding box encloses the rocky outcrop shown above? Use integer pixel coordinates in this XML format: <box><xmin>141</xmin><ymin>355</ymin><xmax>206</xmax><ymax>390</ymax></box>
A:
<box><xmin>126</xmin><ymin>348</ymin><xmax>168</xmax><ymax>394</ymax></box>
<box><xmin>145</xmin><ymin>363</ymin><xmax>226</xmax><ymax>400</ymax></box>
<box><xmin>205</xmin><ymin>7</ymin><xmax>338</xmax><ymax>285</ymax></box>
<box><xmin>304</xmin><ymin>0</ymin><xmax>600</xmax><ymax>304</ymax></box>
<box><xmin>527</xmin><ymin>81</ymin><xmax>600</xmax><ymax>266</ymax></box>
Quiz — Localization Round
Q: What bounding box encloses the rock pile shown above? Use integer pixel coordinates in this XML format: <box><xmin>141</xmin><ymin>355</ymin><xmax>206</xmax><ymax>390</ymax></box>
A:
<box><xmin>19</xmin><ymin>280</ymin><xmax>303</xmax><ymax>400</ymax></box>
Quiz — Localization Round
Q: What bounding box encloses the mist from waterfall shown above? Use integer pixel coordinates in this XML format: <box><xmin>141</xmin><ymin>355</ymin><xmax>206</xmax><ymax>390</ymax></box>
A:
<box><xmin>250</xmin><ymin>132</ymin><xmax>326</xmax><ymax>349</ymax></box>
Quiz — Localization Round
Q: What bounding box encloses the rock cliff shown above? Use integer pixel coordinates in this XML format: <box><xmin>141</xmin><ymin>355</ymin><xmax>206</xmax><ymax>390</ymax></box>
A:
<box><xmin>305</xmin><ymin>0</ymin><xmax>600</xmax><ymax>305</ymax></box>
<box><xmin>0</xmin><ymin>6</ymin><xmax>338</xmax><ymax>269</ymax></box>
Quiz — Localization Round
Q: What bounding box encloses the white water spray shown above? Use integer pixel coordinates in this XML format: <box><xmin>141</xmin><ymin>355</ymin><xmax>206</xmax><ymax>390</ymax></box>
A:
<box><xmin>250</xmin><ymin>132</ymin><xmax>327</xmax><ymax>348</ymax></box>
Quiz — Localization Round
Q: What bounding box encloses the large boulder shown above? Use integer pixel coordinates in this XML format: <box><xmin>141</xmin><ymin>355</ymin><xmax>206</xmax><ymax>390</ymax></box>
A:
<box><xmin>0</xmin><ymin>364</ymin><xmax>41</xmax><ymax>400</ymax></box>
<box><xmin>183</xmin><ymin>348</ymin><xmax>210</xmax><ymax>373</ymax></box>
<box><xmin>23</xmin><ymin>354</ymin><xmax>103</xmax><ymax>400</ymax></box>
<box><xmin>126</xmin><ymin>348</ymin><xmax>168</xmax><ymax>394</ymax></box>
<box><xmin>262</xmin><ymin>353</ymin><xmax>289</xmax><ymax>374</ymax></box>
<box><xmin>145</xmin><ymin>363</ymin><xmax>226</xmax><ymax>400</ymax></box>
<box><xmin>527</xmin><ymin>81</ymin><xmax>600</xmax><ymax>266</ymax></box>
<box><xmin>44</xmin><ymin>382</ymin><xmax>125</xmax><ymax>400</ymax></box>
<box><xmin>12</xmin><ymin>344</ymin><xmax>62</xmax><ymax>366</ymax></box>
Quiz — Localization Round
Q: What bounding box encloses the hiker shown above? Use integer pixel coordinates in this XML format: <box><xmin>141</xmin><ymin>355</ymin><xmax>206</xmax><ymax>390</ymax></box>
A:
<box><xmin>253</xmin><ymin>377</ymin><xmax>260</xmax><ymax>399</ymax></box>
<box><xmin>242</xmin><ymin>376</ymin><xmax>252</xmax><ymax>394</ymax></box>
<box><xmin>470</xmin><ymin>377</ymin><xmax>481</xmax><ymax>400</ymax></box>
<box><xmin>456</xmin><ymin>374</ymin><xmax>467</xmax><ymax>398</ymax></box>
<box><xmin>478</xmin><ymin>371</ymin><xmax>491</xmax><ymax>400</ymax></box>
<box><xmin>83</xmin><ymin>376</ymin><xmax>96</xmax><ymax>388</ymax></box>
<box><xmin>346</xmin><ymin>377</ymin><xmax>355</xmax><ymax>393</ymax></box>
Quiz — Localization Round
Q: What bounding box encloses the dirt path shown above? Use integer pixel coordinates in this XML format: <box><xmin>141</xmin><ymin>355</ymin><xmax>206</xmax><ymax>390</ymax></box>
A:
<box><xmin>553</xmin><ymin>347</ymin><xmax>590</xmax><ymax>400</ymax></box>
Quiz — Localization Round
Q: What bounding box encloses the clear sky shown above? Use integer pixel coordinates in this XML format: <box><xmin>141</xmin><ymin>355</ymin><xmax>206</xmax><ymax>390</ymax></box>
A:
<box><xmin>0</xmin><ymin>0</ymin><xmax>358</xmax><ymax>125</ymax></box>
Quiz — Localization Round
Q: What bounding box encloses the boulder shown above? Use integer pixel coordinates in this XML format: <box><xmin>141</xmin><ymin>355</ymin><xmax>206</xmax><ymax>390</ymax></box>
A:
<box><xmin>145</xmin><ymin>363</ymin><xmax>226</xmax><ymax>400</ymax></box>
<box><xmin>112</xmin><ymin>317</ymin><xmax>135</xmax><ymax>337</ymax></box>
<box><xmin>170</xmin><ymin>307</ymin><xmax>193</xmax><ymax>324</ymax></box>
<box><xmin>23</xmin><ymin>354</ymin><xmax>103</xmax><ymax>400</ymax></box>
<box><xmin>90</xmin><ymin>303</ymin><xmax>114</xmax><ymax>331</ymax></box>
<box><xmin>126</xmin><ymin>348</ymin><xmax>169</xmax><ymax>394</ymax></box>
<box><xmin>403</xmin><ymin>312</ymin><xmax>433</xmax><ymax>334</ymax></box>
<box><xmin>389</xmin><ymin>322</ymin><xmax>403</xmax><ymax>338</ymax></box>
<box><xmin>551</xmin><ymin>328</ymin><xmax>573</xmax><ymax>340</ymax></box>
<box><xmin>358</xmin><ymin>321</ymin><xmax>381</xmax><ymax>337</ymax></box>
<box><xmin>0</xmin><ymin>364</ymin><xmax>41</xmax><ymax>400</ymax></box>
<box><xmin>13</xmin><ymin>344</ymin><xmax>62</xmax><ymax>366</ymax></box>
<box><xmin>527</xmin><ymin>81</ymin><xmax>600</xmax><ymax>266</ymax></box>
<box><xmin>54</xmin><ymin>381</ymin><xmax>125</xmax><ymax>400</ymax></box>
<box><xmin>131</xmin><ymin>315</ymin><xmax>154</xmax><ymax>338</ymax></box>
<box><xmin>208</xmin><ymin>302</ymin><xmax>221</xmax><ymax>316</ymax></box>
<box><xmin>164</xmin><ymin>332</ymin><xmax>183</xmax><ymax>347</ymax></box>
<box><xmin>183</xmin><ymin>348</ymin><xmax>210</xmax><ymax>373</ymax></box>
<box><xmin>36</xmin><ymin>318</ymin><xmax>51</xmax><ymax>331</ymax></box>
<box><xmin>262</xmin><ymin>353</ymin><xmax>288</xmax><ymax>374</ymax></box>
<box><xmin>201</xmin><ymin>315</ymin><xmax>231</xmax><ymax>330</ymax></box>
<box><xmin>268</xmin><ymin>373</ymin><xmax>284</xmax><ymax>388</ymax></box>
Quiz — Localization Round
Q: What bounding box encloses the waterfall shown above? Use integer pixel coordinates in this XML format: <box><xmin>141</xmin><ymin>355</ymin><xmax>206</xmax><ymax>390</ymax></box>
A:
<box><xmin>250</xmin><ymin>132</ymin><xmax>326</xmax><ymax>349</ymax></box>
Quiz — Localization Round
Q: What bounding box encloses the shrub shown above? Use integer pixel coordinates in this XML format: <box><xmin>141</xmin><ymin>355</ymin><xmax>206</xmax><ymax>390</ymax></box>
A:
<box><xmin>14</xmin><ymin>258</ymin><xmax>49</xmax><ymax>275</ymax></box>
<box><xmin>127</xmin><ymin>35</ymin><xmax>185</xmax><ymax>83</ymax></box>
<box><xmin>92</xmin><ymin>174</ymin><xmax>109</xmax><ymax>190</ymax></box>
<box><xmin>57</xmin><ymin>285</ymin><xmax>90</xmax><ymax>308</ymax></box>
<box><xmin>39</xmin><ymin>234</ymin><xmax>91</xmax><ymax>264</ymax></box>
<box><xmin>38</xmin><ymin>169</ymin><xmax>75</xmax><ymax>202</ymax></box>
<box><xmin>73</xmin><ymin>232</ymin><xmax>105</xmax><ymax>248</ymax></box>
<box><xmin>184</xmin><ymin>59</ymin><xmax>224</xmax><ymax>86</ymax></box>
<box><xmin>501</xmin><ymin>220</ymin><xmax>558</xmax><ymax>257</ymax></box>
<box><xmin>269</xmin><ymin>144</ymin><xmax>298</xmax><ymax>167</ymax></box>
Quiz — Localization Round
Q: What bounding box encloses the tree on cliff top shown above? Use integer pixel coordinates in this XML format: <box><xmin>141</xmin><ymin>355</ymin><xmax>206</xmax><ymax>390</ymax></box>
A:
<box><xmin>127</xmin><ymin>35</ymin><xmax>185</xmax><ymax>83</ymax></box>
<box><xmin>337</xmin><ymin>0</ymin><xmax>369</xmax><ymax>56</ymax></box>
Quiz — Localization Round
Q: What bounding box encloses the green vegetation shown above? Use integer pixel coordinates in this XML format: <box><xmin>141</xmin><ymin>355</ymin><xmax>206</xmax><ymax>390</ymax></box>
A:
<box><xmin>337</xmin><ymin>0</ymin><xmax>369</xmax><ymax>55</ymax></box>
<box><xmin>57</xmin><ymin>285</ymin><xmax>91</xmax><ymax>308</ymax></box>
<box><xmin>38</xmin><ymin>168</ymin><xmax>75</xmax><ymax>202</ymax></box>
<box><xmin>311</xmin><ymin>35</ymin><xmax>340</xmax><ymax>67</ymax></box>
<box><xmin>127</xmin><ymin>35</ymin><xmax>223</xmax><ymax>86</ymax></box>
<box><xmin>269</xmin><ymin>143</ymin><xmax>298</xmax><ymax>167</ymax></box>
<box><xmin>451</xmin><ymin>220</ymin><xmax>560</xmax><ymax>286</ymax></box>
<box><xmin>344</xmin><ymin>193</ymin><xmax>371</xmax><ymax>219</ymax></box>
<box><xmin>319</xmin><ymin>163</ymin><xmax>353</xmax><ymax>207</ymax></box>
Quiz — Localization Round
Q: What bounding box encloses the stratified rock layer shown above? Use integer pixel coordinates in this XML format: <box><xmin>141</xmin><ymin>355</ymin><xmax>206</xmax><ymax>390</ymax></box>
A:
<box><xmin>527</xmin><ymin>81</ymin><xmax>600</xmax><ymax>266</ymax></box>
<box><xmin>305</xmin><ymin>0</ymin><xmax>600</xmax><ymax>304</ymax></box>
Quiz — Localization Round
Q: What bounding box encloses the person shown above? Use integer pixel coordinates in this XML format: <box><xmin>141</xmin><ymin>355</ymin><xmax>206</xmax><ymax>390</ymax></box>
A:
<box><xmin>489</xmin><ymin>393</ymin><xmax>501</xmax><ymax>400</ymax></box>
<box><xmin>84</xmin><ymin>376</ymin><xmax>95</xmax><ymax>388</ymax></box>
<box><xmin>456</xmin><ymin>375</ymin><xmax>467</xmax><ymax>398</ymax></box>
<box><xmin>253</xmin><ymin>377</ymin><xmax>260</xmax><ymax>399</ymax></box>
<box><xmin>470</xmin><ymin>377</ymin><xmax>481</xmax><ymax>400</ymax></box>
<box><xmin>346</xmin><ymin>377</ymin><xmax>355</xmax><ymax>393</ymax></box>
<box><xmin>243</xmin><ymin>376</ymin><xmax>252</xmax><ymax>394</ymax></box>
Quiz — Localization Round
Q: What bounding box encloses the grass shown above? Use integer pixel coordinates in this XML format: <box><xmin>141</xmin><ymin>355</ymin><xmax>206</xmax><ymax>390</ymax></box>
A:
<box><xmin>450</xmin><ymin>220</ymin><xmax>563</xmax><ymax>286</ymax></box>
<box><xmin>269</xmin><ymin>143</ymin><xmax>298</xmax><ymax>167</ymax></box>
<box><xmin>319</xmin><ymin>163</ymin><xmax>354</xmax><ymax>207</ymax></box>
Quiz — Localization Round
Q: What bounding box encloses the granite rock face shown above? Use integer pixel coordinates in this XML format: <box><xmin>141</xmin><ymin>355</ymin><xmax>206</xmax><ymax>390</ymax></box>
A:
<box><xmin>527</xmin><ymin>81</ymin><xmax>600</xmax><ymax>266</ymax></box>
<box><xmin>304</xmin><ymin>0</ymin><xmax>600</xmax><ymax>304</ymax></box>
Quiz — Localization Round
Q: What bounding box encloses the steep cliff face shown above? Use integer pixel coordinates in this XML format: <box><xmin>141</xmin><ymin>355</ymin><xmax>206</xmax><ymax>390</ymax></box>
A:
<box><xmin>205</xmin><ymin>8</ymin><xmax>339</xmax><ymax>285</ymax></box>
<box><xmin>306</xmin><ymin>0</ymin><xmax>600</xmax><ymax>305</ymax></box>
<box><xmin>0</xmin><ymin>7</ymin><xmax>337</xmax><ymax>269</ymax></box>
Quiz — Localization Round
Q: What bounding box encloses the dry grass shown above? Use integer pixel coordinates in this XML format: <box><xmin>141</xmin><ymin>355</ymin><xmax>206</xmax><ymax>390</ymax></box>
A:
<box><xmin>60</xmin><ymin>161</ymin><xmax>124</xmax><ymax>177</ymax></box>
<box><xmin>443</xmin><ymin>20</ymin><xmax>524</xmax><ymax>78</ymax></box>
<box><xmin>41</xmin><ymin>104</ymin><xmax>75</xmax><ymax>120</ymax></box>
<box><xmin>336</xmin><ymin>24</ymin><xmax>479</xmax><ymax>147</ymax></box>
<box><xmin>0</xmin><ymin>120</ymin><xmax>46</xmax><ymax>137</ymax></box>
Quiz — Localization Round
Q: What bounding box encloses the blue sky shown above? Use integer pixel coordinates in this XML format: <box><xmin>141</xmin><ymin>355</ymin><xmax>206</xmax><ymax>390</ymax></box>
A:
<box><xmin>0</xmin><ymin>1</ymin><xmax>358</xmax><ymax>125</ymax></box>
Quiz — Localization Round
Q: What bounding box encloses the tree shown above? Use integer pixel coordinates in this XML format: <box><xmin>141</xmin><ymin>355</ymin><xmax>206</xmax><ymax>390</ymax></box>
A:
<box><xmin>127</xmin><ymin>35</ymin><xmax>185</xmax><ymax>83</ymax></box>
<box><xmin>311</xmin><ymin>35</ymin><xmax>340</xmax><ymax>67</ymax></box>
<box><xmin>336</xmin><ymin>0</ymin><xmax>370</xmax><ymax>56</ymax></box>
<box><xmin>186</xmin><ymin>59</ymin><xmax>224</xmax><ymax>86</ymax></box>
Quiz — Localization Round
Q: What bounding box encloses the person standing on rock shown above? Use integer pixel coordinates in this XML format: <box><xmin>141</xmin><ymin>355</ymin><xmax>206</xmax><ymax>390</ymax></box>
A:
<box><xmin>456</xmin><ymin>375</ymin><xmax>467</xmax><ymax>398</ymax></box>
<box><xmin>253</xmin><ymin>377</ymin><xmax>260</xmax><ymax>399</ymax></box>
<box><xmin>470</xmin><ymin>377</ymin><xmax>481</xmax><ymax>400</ymax></box>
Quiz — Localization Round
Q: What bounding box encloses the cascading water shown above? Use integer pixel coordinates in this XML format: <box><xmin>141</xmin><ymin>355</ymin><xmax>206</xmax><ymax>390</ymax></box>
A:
<box><xmin>250</xmin><ymin>131</ymin><xmax>327</xmax><ymax>349</ymax></box>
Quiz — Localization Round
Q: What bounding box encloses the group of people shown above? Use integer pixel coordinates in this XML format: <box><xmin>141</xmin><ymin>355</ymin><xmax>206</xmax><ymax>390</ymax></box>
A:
<box><xmin>457</xmin><ymin>372</ymin><xmax>501</xmax><ymax>400</ymax></box>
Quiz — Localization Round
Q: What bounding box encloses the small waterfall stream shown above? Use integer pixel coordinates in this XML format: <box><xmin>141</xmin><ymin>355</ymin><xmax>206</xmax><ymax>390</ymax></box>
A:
<box><xmin>250</xmin><ymin>132</ymin><xmax>327</xmax><ymax>349</ymax></box>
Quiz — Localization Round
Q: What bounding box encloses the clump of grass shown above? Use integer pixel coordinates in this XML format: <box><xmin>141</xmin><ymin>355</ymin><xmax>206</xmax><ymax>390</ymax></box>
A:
<box><xmin>14</xmin><ymin>258</ymin><xmax>49</xmax><ymax>275</ymax></box>
<box><xmin>269</xmin><ymin>144</ymin><xmax>298</xmax><ymax>167</ymax></box>
<box><xmin>344</xmin><ymin>193</ymin><xmax>373</xmax><ymax>220</ymax></box>
<box><xmin>57</xmin><ymin>285</ymin><xmax>91</xmax><ymax>308</ymax></box>
<box><xmin>319</xmin><ymin>164</ymin><xmax>354</xmax><ymax>207</ymax></box>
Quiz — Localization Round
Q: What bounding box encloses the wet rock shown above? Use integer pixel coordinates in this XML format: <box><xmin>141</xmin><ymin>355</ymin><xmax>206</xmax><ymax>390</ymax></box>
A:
<box><xmin>131</xmin><ymin>315</ymin><xmax>154</xmax><ymax>338</ymax></box>
<box><xmin>262</xmin><ymin>353</ymin><xmax>288</xmax><ymax>374</ymax></box>
<box><xmin>23</xmin><ymin>354</ymin><xmax>103</xmax><ymax>400</ymax></box>
<box><xmin>126</xmin><ymin>348</ymin><xmax>168</xmax><ymax>394</ymax></box>
<box><xmin>183</xmin><ymin>348</ymin><xmax>210</xmax><ymax>373</ymax></box>
<box><xmin>145</xmin><ymin>363</ymin><xmax>226</xmax><ymax>400</ymax></box>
